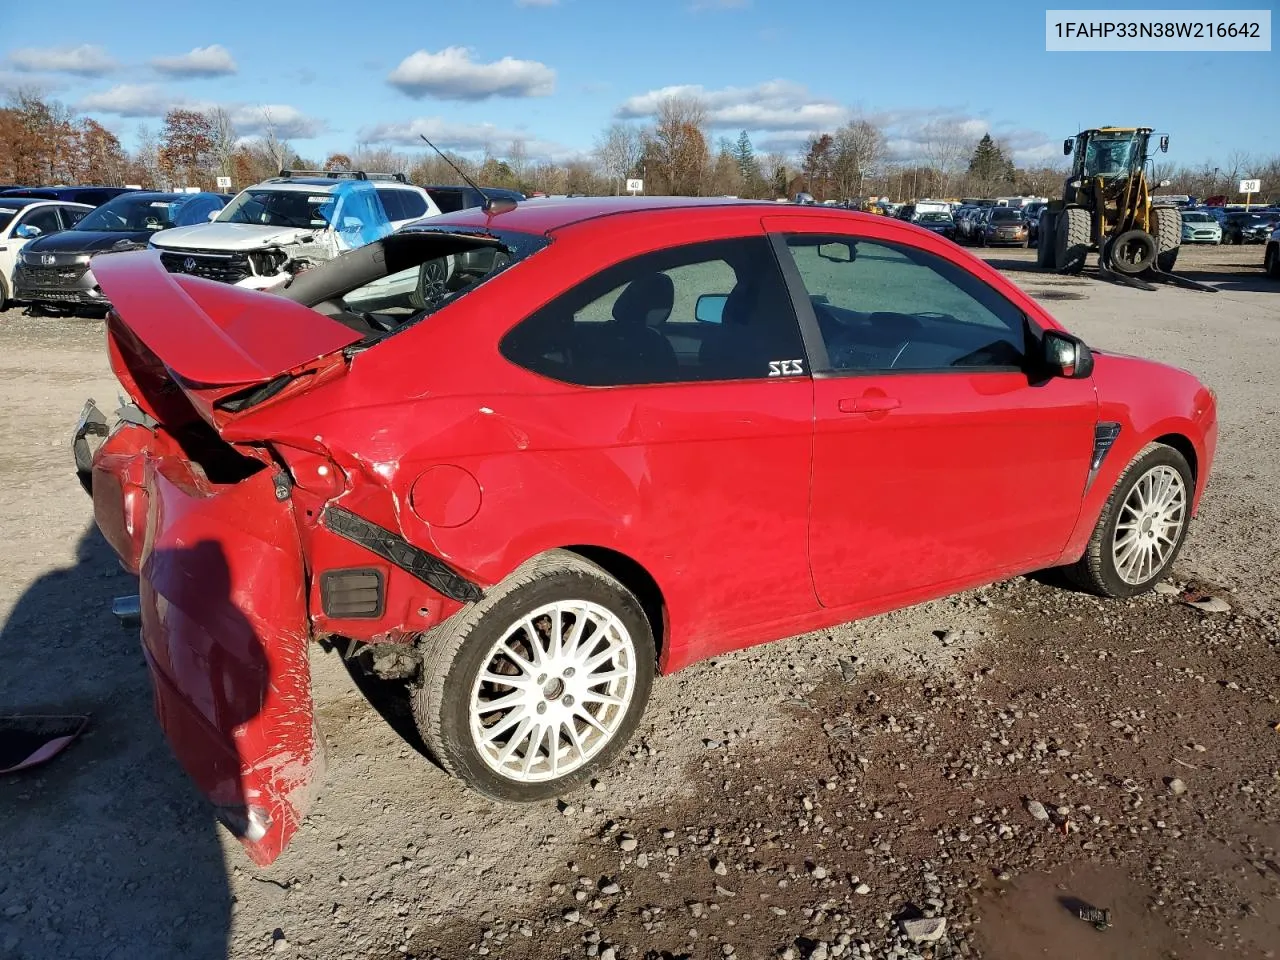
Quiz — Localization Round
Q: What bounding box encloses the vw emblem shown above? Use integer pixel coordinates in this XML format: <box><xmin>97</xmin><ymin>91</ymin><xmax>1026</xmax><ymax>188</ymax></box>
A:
<box><xmin>41</xmin><ymin>254</ymin><xmax>56</xmax><ymax>265</ymax></box>
<box><xmin>183</xmin><ymin>257</ymin><xmax>196</xmax><ymax>271</ymax></box>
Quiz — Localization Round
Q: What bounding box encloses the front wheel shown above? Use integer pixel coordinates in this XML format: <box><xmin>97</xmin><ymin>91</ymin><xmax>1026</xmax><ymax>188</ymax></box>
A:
<box><xmin>1066</xmin><ymin>443</ymin><xmax>1194</xmax><ymax>598</ymax></box>
<box><xmin>412</xmin><ymin>550</ymin><xmax>655</xmax><ymax>801</ymax></box>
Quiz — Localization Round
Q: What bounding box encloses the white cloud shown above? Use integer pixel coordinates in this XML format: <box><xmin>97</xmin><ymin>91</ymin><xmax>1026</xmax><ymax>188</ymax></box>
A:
<box><xmin>76</xmin><ymin>84</ymin><xmax>324</xmax><ymax>138</ymax></box>
<box><xmin>387</xmin><ymin>47</ymin><xmax>555</xmax><ymax>100</ymax></box>
<box><xmin>616</xmin><ymin>80</ymin><xmax>849</xmax><ymax>133</ymax></box>
<box><xmin>150</xmin><ymin>44</ymin><xmax>238</xmax><ymax>78</ymax></box>
<box><xmin>77</xmin><ymin>84</ymin><xmax>174</xmax><ymax>117</ymax></box>
<box><xmin>8</xmin><ymin>44</ymin><xmax>116</xmax><ymax>76</ymax></box>
<box><xmin>359</xmin><ymin>117</ymin><xmax>578</xmax><ymax>162</ymax></box>
<box><xmin>231</xmin><ymin>104</ymin><xmax>325</xmax><ymax>139</ymax></box>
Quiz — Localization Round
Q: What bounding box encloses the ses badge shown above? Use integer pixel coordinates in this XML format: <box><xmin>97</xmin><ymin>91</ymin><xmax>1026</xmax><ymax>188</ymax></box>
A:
<box><xmin>768</xmin><ymin>359</ymin><xmax>805</xmax><ymax>376</ymax></box>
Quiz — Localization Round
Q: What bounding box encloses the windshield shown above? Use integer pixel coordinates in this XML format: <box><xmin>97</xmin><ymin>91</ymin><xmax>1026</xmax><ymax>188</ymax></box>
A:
<box><xmin>915</xmin><ymin>212</ymin><xmax>953</xmax><ymax>223</ymax></box>
<box><xmin>218</xmin><ymin>188</ymin><xmax>335</xmax><ymax>228</ymax></box>
<box><xmin>990</xmin><ymin>209</ymin><xmax>1023</xmax><ymax>222</ymax></box>
<box><xmin>0</xmin><ymin>206</ymin><xmax>18</xmax><ymax>233</ymax></box>
<box><xmin>74</xmin><ymin>193</ymin><xmax>220</xmax><ymax>232</ymax></box>
<box><xmin>1083</xmin><ymin>135</ymin><xmax>1139</xmax><ymax>178</ymax></box>
<box><xmin>1183</xmin><ymin>213</ymin><xmax>1213</xmax><ymax>223</ymax></box>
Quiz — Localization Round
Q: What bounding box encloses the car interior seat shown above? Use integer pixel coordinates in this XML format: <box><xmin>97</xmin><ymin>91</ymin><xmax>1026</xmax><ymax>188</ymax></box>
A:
<box><xmin>594</xmin><ymin>271</ymin><xmax>679</xmax><ymax>383</ymax></box>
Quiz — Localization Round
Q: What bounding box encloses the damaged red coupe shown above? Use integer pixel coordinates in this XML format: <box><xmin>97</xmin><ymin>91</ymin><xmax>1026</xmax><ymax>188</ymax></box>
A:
<box><xmin>75</xmin><ymin>197</ymin><xmax>1217</xmax><ymax>864</ymax></box>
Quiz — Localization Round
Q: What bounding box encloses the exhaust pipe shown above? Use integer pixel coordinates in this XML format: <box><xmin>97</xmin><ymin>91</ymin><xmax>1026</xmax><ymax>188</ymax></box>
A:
<box><xmin>112</xmin><ymin>595</ymin><xmax>141</xmax><ymax>626</ymax></box>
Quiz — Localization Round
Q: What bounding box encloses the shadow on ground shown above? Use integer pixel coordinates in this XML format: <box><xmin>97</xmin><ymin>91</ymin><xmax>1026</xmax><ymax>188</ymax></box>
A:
<box><xmin>0</xmin><ymin>528</ymin><xmax>232</xmax><ymax>960</ymax></box>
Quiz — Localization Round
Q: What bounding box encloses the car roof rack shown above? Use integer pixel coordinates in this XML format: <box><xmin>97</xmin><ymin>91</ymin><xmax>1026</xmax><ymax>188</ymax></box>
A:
<box><xmin>274</xmin><ymin>169</ymin><xmax>409</xmax><ymax>184</ymax></box>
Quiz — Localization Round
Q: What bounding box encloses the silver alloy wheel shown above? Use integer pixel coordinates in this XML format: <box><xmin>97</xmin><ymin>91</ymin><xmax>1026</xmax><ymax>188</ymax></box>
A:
<box><xmin>469</xmin><ymin>600</ymin><xmax>638</xmax><ymax>783</ymax></box>
<box><xmin>1112</xmin><ymin>464</ymin><xmax>1187</xmax><ymax>585</ymax></box>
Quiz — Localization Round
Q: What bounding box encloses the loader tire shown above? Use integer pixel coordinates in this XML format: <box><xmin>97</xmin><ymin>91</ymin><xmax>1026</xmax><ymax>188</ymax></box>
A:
<box><xmin>1037</xmin><ymin>211</ymin><xmax>1058</xmax><ymax>268</ymax></box>
<box><xmin>1055</xmin><ymin>207</ymin><xmax>1090</xmax><ymax>274</ymax></box>
<box><xmin>1151</xmin><ymin>206</ymin><xmax>1181</xmax><ymax>273</ymax></box>
<box><xmin>1109</xmin><ymin>229</ymin><xmax>1159</xmax><ymax>274</ymax></box>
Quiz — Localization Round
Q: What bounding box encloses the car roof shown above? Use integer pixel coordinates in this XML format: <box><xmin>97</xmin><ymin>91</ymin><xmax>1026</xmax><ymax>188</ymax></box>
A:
<box><xmin>0</xmin><ymin>197</ymin><xmax>92</xmax><ymax>209</ymax></box>
<box><xmin>249</xmin><ymin>178</ymin><xmax>418</xmax><ymax>191</ymax></box>
<box><xmin>405</xmin><ymin>195</ymin><xmax>805</xmax><ymax>236</ymax></box>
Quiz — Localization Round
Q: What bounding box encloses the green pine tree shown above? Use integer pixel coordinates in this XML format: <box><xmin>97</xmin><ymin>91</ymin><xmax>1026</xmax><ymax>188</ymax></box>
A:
<box><xmin>733</xmin><ymin>130</ymin><xmax>760</xmax><ymax>182</ymax></box>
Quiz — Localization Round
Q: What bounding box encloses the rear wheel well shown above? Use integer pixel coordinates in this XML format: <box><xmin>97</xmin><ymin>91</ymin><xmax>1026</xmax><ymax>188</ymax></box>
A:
<box><xmin>563</xmin><ymin>545</ymin><xmax>667</xmax><ymax>660</ymax></box>
<box><xmin>1154</xmin><ymin>433</ymin><xmax>1197</xmax><ymax>485</ymax></box>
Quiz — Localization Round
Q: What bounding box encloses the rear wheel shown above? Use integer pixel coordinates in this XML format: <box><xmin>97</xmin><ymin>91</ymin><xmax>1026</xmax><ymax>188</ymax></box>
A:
<box><xmin>411</xmin><ymin>550</ymin><xmax>655</xmax><ymax>801</ymax></box>
<box><xmin>1151</xmin><ymin>206</ymin><xmax>1182</xmax><ymax>273</ymax></box>
<box><xmin>1066</xmin><ymin>443</ymin><xmax>1193</xmax><ymax>598</ymax></box>
<box><xmin>1055</xmin><ymin>207</ymin><xmax>1091</xmax><ymax>274</ymax></box>
<box><xmin>0</xmin><ymin>274</ymin><xmax>9</xmax><ymax>311</ymax></box>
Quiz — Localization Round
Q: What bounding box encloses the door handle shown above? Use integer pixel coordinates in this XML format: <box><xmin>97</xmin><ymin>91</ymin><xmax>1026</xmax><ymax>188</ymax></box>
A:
<box><xmin>839</xmin><ymin>396</ymin><xmax>901</xmax><ymax>414</ymax></box>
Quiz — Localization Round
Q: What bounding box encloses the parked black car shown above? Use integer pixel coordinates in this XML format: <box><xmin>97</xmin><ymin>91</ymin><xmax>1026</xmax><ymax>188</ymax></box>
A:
<box><xmin>0</xmin><ymin>185</ymin><xmax>138</xmax><ymax>207</ymax></box>
<box><xmin>422</xmin><ymin>185</ymin><xmax>526</xmax><ymax>214</ymax></box>
<box><xmin>974</xmin><ymin>206</ymin><xmax>1029</xmax><ymax>247</ymax></box>
<box><xmin>1022</xmin><ymin>201</ymin><xmax>1047</xmax><ymax>245</ymax></box>
<box><xmin>1222</xmin><ymin>211</ymin><xmax>1280</xmax><ymax>244</ymax></box>
<box><xmin>13</xmin><ymin>191</ymin><xmax>229</xmax><ymax>313</ymax></box>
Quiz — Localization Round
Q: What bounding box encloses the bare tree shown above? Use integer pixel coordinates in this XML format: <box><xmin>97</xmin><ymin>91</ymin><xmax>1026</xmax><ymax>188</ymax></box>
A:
<box><xmin>919</xmin><ymin>119</ymin><xmax>973</xmax><ymax>198</ymax></box>
<box><xmin>507</xmin><ymin>139</ymin><xmax>529</xmax><ymax>186</ymax></box>
<box><xmin>831</xmin><ymin>119</ymin><xmax>886</xmax><ymax>200</ymax></box>
<box><xmin>593</xmin><ymin>123</ymin><xmax>643</xmax><ymax>195</ymax></box>
<box><xmin>646</xmin><ymin>95</ymin><xmax>709</xmax><ymax>196</ymax></box>
<box><xmin>258</xmin><ymin>107</ymin><xmax>292</xmax><ymax>173</ymax></box>
<box><xmin>206</xmin><ymin>106</ymin><xmax>238</xmax><ymax>183</ymax></box>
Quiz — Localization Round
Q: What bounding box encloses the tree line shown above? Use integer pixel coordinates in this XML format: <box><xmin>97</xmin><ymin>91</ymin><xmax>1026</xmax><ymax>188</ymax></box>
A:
<box><xmin>1</xmin><ymin>89</ymin><xmax>1275</xmax><ymax>203</ymax></box>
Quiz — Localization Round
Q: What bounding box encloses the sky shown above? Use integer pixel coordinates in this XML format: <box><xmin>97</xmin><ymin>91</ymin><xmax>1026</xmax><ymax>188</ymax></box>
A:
<box><xmin>1</xmin><ymin>0</ymin><xmax>1275</xmax><ymax>171</ymax></box>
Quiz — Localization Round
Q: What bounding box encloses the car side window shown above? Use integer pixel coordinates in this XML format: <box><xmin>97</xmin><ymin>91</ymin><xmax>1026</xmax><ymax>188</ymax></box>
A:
<box><xmin>376</xmin><ymin>189</ymin><xmax>405</xmax><ymax>221</ymax></box>
<box><xmin>395</xmin><ymin>190</ymin><xmax>428</xmax><ymax>219</ymax></box>
<box><xmin>60</xmin><ymin>206</ymin><xmax>89</xmax><ymax>228</ymax></box>
<box><xmin>18</xmin><ymin>207</ymin><xmax>62</xmax><ymax>236</ymax></box>
<box><xmin>782</xmin><ymin>235</ymin><xmax>1028</xmax><ymax>373</ymax></box>
<box><xmin>501</xmin><ymin>237</ymin><xmax>806</xmax><ymax>386</ymax></box>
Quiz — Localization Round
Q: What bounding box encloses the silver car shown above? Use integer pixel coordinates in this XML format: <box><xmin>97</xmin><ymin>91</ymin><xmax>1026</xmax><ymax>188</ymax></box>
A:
<box><xmin>1179</xmin><ymin>211</ymin><xmax>1222</xmax><ymax>244</ymax></box>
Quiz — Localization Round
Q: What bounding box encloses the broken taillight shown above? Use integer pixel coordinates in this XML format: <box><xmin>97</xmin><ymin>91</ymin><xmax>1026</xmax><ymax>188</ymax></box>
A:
<box><xmin>272</xmin><ymin>444</ymin><xmax>345</xmax><ymax>499</ymax></box>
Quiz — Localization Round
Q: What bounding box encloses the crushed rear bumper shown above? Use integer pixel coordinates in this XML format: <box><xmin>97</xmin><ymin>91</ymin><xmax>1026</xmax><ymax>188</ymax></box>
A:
<box><xmin>76</xmin><ymin>408</ymin><xmax>322</xmax><ymax>865</ymax></box>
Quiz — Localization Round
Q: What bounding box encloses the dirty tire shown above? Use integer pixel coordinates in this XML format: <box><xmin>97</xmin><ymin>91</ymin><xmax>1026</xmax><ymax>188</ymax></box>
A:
<box><xmin>411</xmin><ymin>550</ymin><xmax>655</xmax><ymax>801</ymax></box>
<box><xmin>1065</xmin><ymin>443</ymin><xmax>1194</xmax><ymax>599</ymax></box>
<box><xmin>0</xmin><ymin>274</ymin><xmax>8</xmax><ymax>311</ymax></box>
<box><xmin>1109</xmin><ymin>229</ymin><xmax>1159</xmax><ymax>275</ymax></box>
<box><xmin>1265</xmin><ymin>244</ymin><xmax>1280</xmax><ymax>279</ymax></box>
<box><xmin>1151</xmin><ymin>206</ymin><xmax>1182</xmax><ymax>273</ymax></box>
<box><xmin>1037</xmin><ymin>211</ymin><xmax>1058</xmax><ymax>268</ymax></box>
<box><xmin>1055</xmin><ymin>207</ymin><xmax>1090</xmax><ymax>274</ymax></box>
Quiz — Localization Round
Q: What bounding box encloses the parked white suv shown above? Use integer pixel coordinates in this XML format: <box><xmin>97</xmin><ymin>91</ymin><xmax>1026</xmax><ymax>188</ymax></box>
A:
<box><xmin>149</xmin><ymin>171</ymin><xmax>441</xmax><ymax>292</ymax></box>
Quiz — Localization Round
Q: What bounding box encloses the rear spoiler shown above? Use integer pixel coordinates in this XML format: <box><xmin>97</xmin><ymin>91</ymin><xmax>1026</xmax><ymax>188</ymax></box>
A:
<box><xmin>93</xmin><ymin>250</ymin><xmax>363</xmax><ymax>388</ymax></box>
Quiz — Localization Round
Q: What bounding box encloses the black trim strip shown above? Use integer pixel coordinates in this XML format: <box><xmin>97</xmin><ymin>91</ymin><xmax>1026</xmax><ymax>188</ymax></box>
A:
<box><xmin>322</xmin><ymin>506</ymin><xmax>483</xmax><ymax>604</ymax></box>
<box><xmin>1086</xmin><ymin>421</ymin><xmax>1122</xmax><ymax>492</ymax></box>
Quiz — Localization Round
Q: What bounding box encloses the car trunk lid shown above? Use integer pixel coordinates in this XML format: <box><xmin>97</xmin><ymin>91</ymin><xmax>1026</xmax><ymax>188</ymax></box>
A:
<box><xmin>93</xmin><ymin>249</ymin><xmax>362</xmax><ymax>428</ymax></box>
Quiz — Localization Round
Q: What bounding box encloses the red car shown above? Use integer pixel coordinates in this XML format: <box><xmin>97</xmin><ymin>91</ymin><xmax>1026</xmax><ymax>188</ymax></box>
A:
<box><xmin>75</xmin><ymin>197</ymin><xmax>1217</xmax><ymax>865</ymax></box>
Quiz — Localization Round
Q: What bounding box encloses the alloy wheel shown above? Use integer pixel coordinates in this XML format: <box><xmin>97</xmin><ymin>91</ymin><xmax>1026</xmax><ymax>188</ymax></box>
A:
<box><xmin>1112</xmin><ymin>464</ymin><xmax>1187</xmax><ymax>585</ymax></box>
<box><xmin>469</xmin><ymin>600</ymin><xmax>638</xmax><ymax>783</ymax></box>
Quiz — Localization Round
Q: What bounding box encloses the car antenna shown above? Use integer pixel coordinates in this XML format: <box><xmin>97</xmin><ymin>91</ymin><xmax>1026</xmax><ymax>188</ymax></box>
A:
<box><xmin>419</xmin><ymin>134</ymin><xmax>517</xmax><ymax>215</ymax></box>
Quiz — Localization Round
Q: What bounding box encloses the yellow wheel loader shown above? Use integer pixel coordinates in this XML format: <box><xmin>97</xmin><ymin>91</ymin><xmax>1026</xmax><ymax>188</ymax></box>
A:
<box><xmin>1038</xmin><ymin>127</ymin><xmax>1216</xmax><ymax>292</ymax></box>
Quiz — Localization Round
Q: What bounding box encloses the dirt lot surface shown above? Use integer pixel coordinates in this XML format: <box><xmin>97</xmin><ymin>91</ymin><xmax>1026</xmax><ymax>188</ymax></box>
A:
<box><xmin>0</xmin><ymin>243</ymin><xmax>1277</xmax><ymax>960</ymax></box>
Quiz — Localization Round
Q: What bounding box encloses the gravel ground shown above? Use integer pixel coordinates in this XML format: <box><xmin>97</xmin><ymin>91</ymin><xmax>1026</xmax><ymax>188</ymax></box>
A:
<box><xmin>0</xmin><ymin>243</ymin><xmax>1276</xmax><ymax>960</ymax></box>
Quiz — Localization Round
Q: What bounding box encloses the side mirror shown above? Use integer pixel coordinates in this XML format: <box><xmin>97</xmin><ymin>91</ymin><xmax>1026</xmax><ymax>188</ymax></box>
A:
<box><xmin>1160</xmin><ymin>135</ymin><xmax>1169</xmax><ymax>152</ymax></box>
<box><xmin>208</xmin><ymin>209</ymin><xmax>220</xmax><ymax>221</ymax></box>
<box><xmin>1042</xmin><ymin>330</ymin><xmax>1094</xmax><ymax>379</ymax></box>
<box><xmin>14</xmin><ymin>224</ymin><xmax>42</xmax><ymax>239</ymax></box>
<box><xmin>695</xmin><ymin>293</ymin><xmax>727</xmax><ymax>324</ymax></box>
<box><xmin>817</xmin><ymin>241</ymin><xmax>856</xmax><ymax>262</ymax></box>
<box><xmin>1063</xmin><ymin>138</ymin><xmax>1074</xmax><ymax>155</ymax></box>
